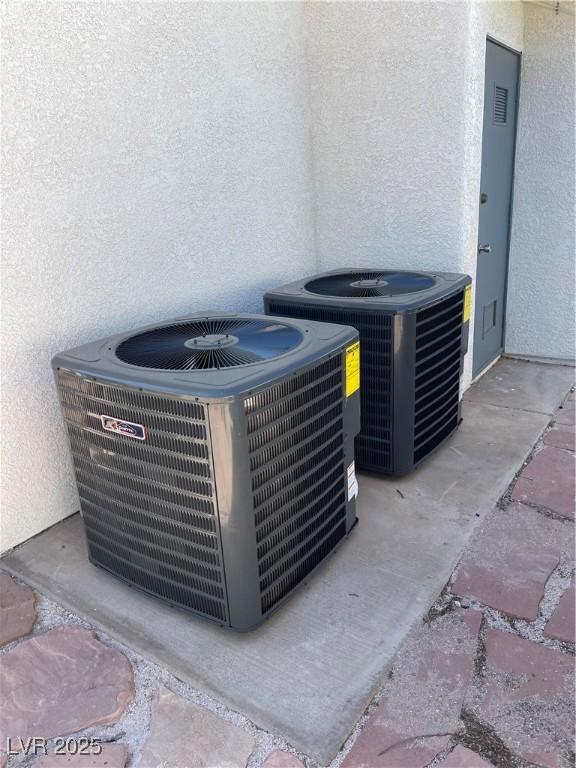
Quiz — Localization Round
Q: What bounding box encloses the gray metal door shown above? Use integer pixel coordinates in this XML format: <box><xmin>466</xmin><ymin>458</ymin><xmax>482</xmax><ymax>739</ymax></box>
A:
<box><xmin>474</xmin><ymin>39</ymin><xmax>520</xmax><ymax>376</ymax></box>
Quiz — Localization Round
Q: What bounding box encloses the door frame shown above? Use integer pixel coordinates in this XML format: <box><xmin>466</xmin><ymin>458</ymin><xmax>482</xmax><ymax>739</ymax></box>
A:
<box><xmin>473</xmin><ymin>36</ymin><xmax>522</xmax><ymax>378</ymax></box>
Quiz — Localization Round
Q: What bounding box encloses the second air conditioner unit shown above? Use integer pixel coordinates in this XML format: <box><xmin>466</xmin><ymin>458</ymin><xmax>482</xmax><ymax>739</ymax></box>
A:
<box><xmin>265</xmin><ymin>270</ymin><xmax>471</xmax><ymax>476</ymax></box>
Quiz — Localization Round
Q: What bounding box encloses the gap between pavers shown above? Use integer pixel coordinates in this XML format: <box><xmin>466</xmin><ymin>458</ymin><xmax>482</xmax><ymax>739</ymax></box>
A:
<box><xmin>1</xmin><ymin>360</ymin><xmax>573</xmax><ymax>764</ymax></box>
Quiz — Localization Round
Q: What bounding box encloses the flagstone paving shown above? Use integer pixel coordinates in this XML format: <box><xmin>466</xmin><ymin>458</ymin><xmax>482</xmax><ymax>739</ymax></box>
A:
<box><xmin>511</xmin><ymin>445</ymin><xmax>575</xmax><ymax>519</ymax></box>
<box><xmin>34</xmin><ymin>744</ymin><xmax>128</xmax><ymax>767</ymax></box>
<box><xmin>138</xmin><ymin>687</ymin><xmax>255</xmax><ymax>768</ymax></box>
<box><xmin>0</xmin><ymin>626</ymin><xmax>134</xmax><ymax>753</ymax></box>
<box><xmin>466</xmin><ymin>630</ymin><xmax>573</xmax><ymax>768</ymax></box>
<box><xmin>438</xmin><ymin>746</ymin><xmax>494</xmax><ymax>767</ymax></box>
<box><xmin>0</xmin><ymin>382</ymin><xmax>573</xmax><ymax>768</ymax></box>
<box><xmin>263</xmin><ymin>751</ymin><xmax>306</xmax><ymax>768</ymax></box>
<box><xmin>0</xmin><ymin>573</ymin><xmax>36</xmax><ymax>646</ymax></box>
<box><xmin>451</xmin><ymin>502</ymin><xmax>569</xmax><ymax>620</ymax></box>
<box><xmin>341</xmin><ymin>609</ymin><xmax>482</xmax><ymax>768</ymax></box>
<box><xmin>545</xmin><ymin>583</ymin><xmax>575</xmax><ymax>644</ymax></box>
<box><xmin>543</xmin><ymin>427</ymin><xmax>575</xmax><ymax>451</ymax></box>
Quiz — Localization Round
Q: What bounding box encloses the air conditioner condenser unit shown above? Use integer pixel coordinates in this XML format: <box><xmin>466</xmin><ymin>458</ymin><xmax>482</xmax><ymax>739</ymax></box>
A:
<box><xmin>53</xmin><ymin>313</ymin><xmax>360</xmax><ymax>630</ymax></box>
<box><xmin>265</xmin><ymin>270</ymin><xmax>471</xmax><ymax>476</ymax></box>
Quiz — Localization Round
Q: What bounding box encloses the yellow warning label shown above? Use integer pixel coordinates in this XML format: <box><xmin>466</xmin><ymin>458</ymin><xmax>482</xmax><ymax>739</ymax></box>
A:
<box><xmin>463</xmin><ymin>285</ymin><xmax>472</xmax><ymax>323</ymax></box>
<box><xmin>345</xmin><ymin>341</ymin><xmax>360</xmax><ymax>397</ymax></box>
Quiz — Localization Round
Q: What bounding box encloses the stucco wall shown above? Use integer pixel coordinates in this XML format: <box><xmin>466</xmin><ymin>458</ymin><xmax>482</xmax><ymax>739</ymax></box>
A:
<box><xmin>304</xmin><ymin>0</ymin><xmax>525</xmax><ymax>388</ymax></box>
<box><xmin>1</xmin><ymin>1</ymin><xmax>317</xmax><ymax>552</ymax></box>
<box><xmin>305</xmin><ymin>1</ymin><xmax>471</xmax><ymax>273</ymax></box>
<box><xmin>505</xmin><ymin>3</ymin><xmax>575</xmax><ymax>361</ymax></box>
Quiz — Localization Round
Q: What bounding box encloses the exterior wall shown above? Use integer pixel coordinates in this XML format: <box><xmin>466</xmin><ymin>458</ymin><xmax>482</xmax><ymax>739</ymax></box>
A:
<box><xmin>505</xmin><ymin>3</ymin><xmax>575</xmax><ymax>361</ymax></box>
<box><xmin>304</xmin><ymin>1</ymin><xmax>472</xmax><ymax>272</ymax></box>
<box><xmin>304</xmin><ymin>0</ymin><xmax>524</xmax><ymax>388</ymax></box>
<box><xmin>0</xmin><ymin>2</ymin><xmax>317</xmax><ymax>552</ymax></box>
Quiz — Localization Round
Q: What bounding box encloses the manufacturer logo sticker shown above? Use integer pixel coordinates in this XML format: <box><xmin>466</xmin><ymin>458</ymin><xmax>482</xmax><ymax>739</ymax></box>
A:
<box><xmin>101</xmin><ymin>415</ymin><xmax>147</xmax><ymax>441</ymax></box>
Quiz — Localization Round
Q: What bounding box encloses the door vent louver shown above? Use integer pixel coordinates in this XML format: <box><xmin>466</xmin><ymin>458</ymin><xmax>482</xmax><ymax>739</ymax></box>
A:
<box><xmin>494</xmin><ymin>85</ymin><xmax>508</xmax><ymax>124</ymax></box>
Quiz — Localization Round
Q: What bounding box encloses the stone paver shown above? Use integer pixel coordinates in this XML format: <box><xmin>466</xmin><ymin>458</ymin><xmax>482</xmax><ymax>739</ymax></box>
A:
<box><xmin>511</xmin><ymin>445</ymin><xmax>575</xmax><ymax>519</ymax></box>
<box><xmin>452</xmin><ymin>505</ymin><xmax>565</xmax><ymax>620</ymax></box>
<box><xmin>263</xmin><ymin>751</ymin><xmax>305</xmax><ymax>768</ymax></box>
<box><xmin>543</xmin><ymin>427</ymin><xmax>575</xmax><ymax>452</ymax></box>
<box><xmin>342</xmin><ymin>610</ymin><xmax>481</xmax><ymax>768</ymax></box>
<box><xmin>545</xmin><ymin>584</ymin><xmax>575</xmax><ymax>644</ymax></box>
<box><xmin>348</xmin><ymin>734</ymin><xmax>450</xmax><ymax>768</ymax></box>
<box><xmin>139</xmin><ymin>687</ymin><xmax>255</xmax><ymax>768</ymax></box>
<box><xmin>439</xmin><ymin>746</ymin><xmax>494</xmax><ymax>767</ymax></box>
<box><xmin>34</xmin><ymin>744</ymin><xmax>127</xmax><ymax>767</ymax></box>
<box><xmin>0</xmin><ymin>626</ymin><xmax>134</xmax><ymax>748</ymax></box>
<box><xmin>452</xmin><ymin>550</ymin><xmax>559</xmax><ymax>620</ymax></box>
<box><xmin>0</xmin><ymin>573</ymin><xmax>36</xmax><ymax>645</ymax></box>
<box><xmin>469</xmin><ymin>629</ymin><xmax>574</xmax><ymax>768</ymax></box>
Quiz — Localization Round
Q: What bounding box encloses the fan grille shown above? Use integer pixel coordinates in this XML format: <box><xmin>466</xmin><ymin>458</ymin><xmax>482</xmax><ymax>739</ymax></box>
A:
<box><xmin>56</xmin><ymin>370</ymin><xmax>228</xmax><ymax>622</ymax></box>
<box><xmin>115</xmin><ymin>318</ymin><xmax>302</xmax><ymax>370</ymax></box>
<box><xmin>305</xmin><ymin>271</ymin><xmax>436</xmax><ymax>298</ymax></box>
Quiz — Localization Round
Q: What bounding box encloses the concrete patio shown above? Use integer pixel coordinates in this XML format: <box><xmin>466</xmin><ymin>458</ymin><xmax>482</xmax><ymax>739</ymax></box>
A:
<box><xmin>1</xmin><ymin>358</ymin><xmax>574</xmax><ymax>767</ymax></box>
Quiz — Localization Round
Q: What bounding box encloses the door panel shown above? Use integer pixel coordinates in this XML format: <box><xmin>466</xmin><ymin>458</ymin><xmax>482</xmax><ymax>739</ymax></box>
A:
<box><xmin>474</xmin><ymin>40</ymin><xmax>520</xmax><ymax>376</ymax></box>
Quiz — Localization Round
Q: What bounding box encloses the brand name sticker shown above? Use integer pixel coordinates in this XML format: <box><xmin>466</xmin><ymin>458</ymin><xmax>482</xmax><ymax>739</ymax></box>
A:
<box><xmin>101</xmin><ymin>415</ymin><xmax>146</xmax><ymax>441</ymax></box>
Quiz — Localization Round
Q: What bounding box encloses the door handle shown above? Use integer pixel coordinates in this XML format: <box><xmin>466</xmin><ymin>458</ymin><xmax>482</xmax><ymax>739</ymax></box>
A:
<box><xmin>478</xmin><ymin>244</ymin><xmax>492</xmax><ymax>254</ymax></box>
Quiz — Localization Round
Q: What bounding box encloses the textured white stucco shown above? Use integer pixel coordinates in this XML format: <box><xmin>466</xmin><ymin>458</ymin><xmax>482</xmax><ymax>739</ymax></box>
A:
<box><xmin>1</xmin><ymin>1</ymin><xmax>317</xmax><ymax>552</ymax></box>
<box><xmin>304</xmin><ymin>0</ymin><xmax>525</xmax><ymax>387</ymax></box>
<box><xmin>505</xmin><ymin>3</ymin><xmax>575</xmax><ymax>361</ymax></box>
<box><xmin>305</xmin><ymin>1</ymin><xmax>472</xmax><ymax>273</ymax></box>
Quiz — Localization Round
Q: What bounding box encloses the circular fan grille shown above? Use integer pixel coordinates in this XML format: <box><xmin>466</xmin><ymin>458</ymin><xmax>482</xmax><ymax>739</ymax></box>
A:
<box><xmin>115</xmin><ymin>318</ymin><xmax>302</xmax><ymax>370</ymax></box>
<box><xmin>305</xmin><ymin>271</ymin><xmax>436</xmax><ymax>298</ymax></box>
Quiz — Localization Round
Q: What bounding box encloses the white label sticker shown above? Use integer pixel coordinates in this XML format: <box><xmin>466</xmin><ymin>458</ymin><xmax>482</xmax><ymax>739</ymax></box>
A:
<box><xmin>347</xmin><ymin>461</ymin><xmax>359</xmax><ymax>501</ymax></box>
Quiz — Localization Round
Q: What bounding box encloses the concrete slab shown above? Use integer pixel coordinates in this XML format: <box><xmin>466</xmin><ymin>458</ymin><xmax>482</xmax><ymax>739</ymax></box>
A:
<box><xmin>0</xmin><ymin>361</ymin><xmax>567</xmax><ymax>765</ymax></box>
<box><xmin>465</xmin><ymin>358</ymin><xmax>574</xmax><ymax>414</ymax></box>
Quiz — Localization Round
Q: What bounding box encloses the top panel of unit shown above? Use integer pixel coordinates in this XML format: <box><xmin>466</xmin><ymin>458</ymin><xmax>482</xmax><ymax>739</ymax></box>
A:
<box><xmin>265</xmin><ymin>269</ymin><xmax>472</xmax><ymax>313</ymax></box>
<box><xmin>51</xmin><ymin>312</ymin><xmax>357</xmax><ymax>400</ymax></box>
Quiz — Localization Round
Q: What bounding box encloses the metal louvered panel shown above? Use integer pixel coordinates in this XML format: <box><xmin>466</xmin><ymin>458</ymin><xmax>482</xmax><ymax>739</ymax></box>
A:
<box><xmin>494</xmin><ymin>85</ymin><xmax>508</xmax><ymax>124</ymax></box>
<box><xmin>414</xmin><ymin>291</ymin><xmax>464</xmax><ymax>465</ymax></box>
<box><xmin>244</xmin><ymin>355</ymin><xmax>346</xmax><ymax>615</ymax></box>
<box><xmin>267</xmin><ymin>303</ymin><xmax>393</xmax><ymax>472</ymax></box>
<box><xmin>56</xmin><ymin>370</ymin><xmax>228</xmax><ymax>623</ymax></box>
